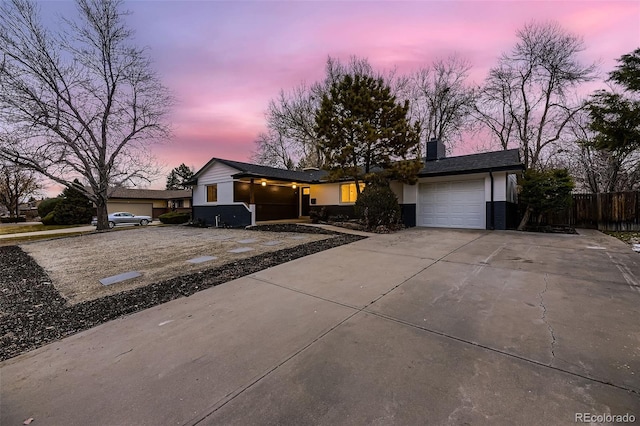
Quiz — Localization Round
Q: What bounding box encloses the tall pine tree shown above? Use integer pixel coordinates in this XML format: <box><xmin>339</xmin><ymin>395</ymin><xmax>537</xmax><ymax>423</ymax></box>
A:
<box><xmin>315</xmin><ymin>74</ymin><xmax>421</xmax><ymax>192</ymax></box>
<box><xmin>589</xmin><ymin>48</ymin><xmax>640</xmax><ymax>153</ymax></box>
<box><xmin>45</xmin><ymin>179</ymin><xmax>94</xmax><ymax>225</ymax></box>
<box><xmin>166</xmin><ymin>164</ymin><xmax>194</xmax><ymax>190</ymax></box>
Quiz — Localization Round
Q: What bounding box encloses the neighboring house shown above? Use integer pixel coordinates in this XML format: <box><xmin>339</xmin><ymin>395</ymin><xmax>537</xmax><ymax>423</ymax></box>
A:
<box><xmin>18</xmin><ymin>200</ymin><xmax>40</xmax><ymax>220</ymax></box>
<box><xmin>189</xmin><ymin>139</ymin><xmax>524</xmax><ymax>230</ymax></box>
<box><xmin>107</xmin><ymin>188</ymin><xmax>192</xmax><ymax>219</ymax></box>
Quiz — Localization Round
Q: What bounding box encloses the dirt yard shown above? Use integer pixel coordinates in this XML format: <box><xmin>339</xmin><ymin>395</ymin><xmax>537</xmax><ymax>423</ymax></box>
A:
<box><xmin>21</xmin><ymin>226</ymin><xmax>332</xmax><ymax>304</ymax></box>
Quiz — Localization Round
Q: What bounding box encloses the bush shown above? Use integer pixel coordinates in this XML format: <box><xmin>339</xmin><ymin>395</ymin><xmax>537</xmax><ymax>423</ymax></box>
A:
<box><xmin>309</xmin><ymin>207</ymin><xmax>328</xmax><ymax>223</ymax></box>
<box><xmin>518</xmin><ymin>168</ymin><xmax>574</xmax><ymax>230</ymax></box>
<box><xmin>38</xmin><ymin>198</ymin><xmax>62</xmax><ymax>218</ymax></box>
<box><xmin>355</xmin><ymin>183</ymin><xmax>401</xmax><ymax>230</ymax></box>
<box><xmin>186</xmin><ymin>218</ymin><xmax>208</xmax><ymax>228</ymax></box>
<box><xmin>41</xmin><ymin>211</ymin><xmax>57</xmax><ymax>225</ymax></box>
<box><xmin>328</xmin><ymin>214</ymin><xmax>350</xmax><ymax>223</ymax></box>
<box><xmin>159</xmin><ymin>211</ymin><xmax>190</xmax><ymax>224</ymax></box>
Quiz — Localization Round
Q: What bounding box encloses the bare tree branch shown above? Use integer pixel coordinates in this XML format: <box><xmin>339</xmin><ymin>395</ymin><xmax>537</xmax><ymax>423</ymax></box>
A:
<box><xmin>473</xmin><ymin>21</ymin><xmax>596</xmax><ymax>169</ymax></box>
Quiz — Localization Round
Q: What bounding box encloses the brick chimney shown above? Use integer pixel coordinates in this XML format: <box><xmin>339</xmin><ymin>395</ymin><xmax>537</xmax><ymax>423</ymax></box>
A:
<box><xmin>426</xmin><ymin>138</ymin><xmax>446</xmax><ymax>161</ymax></box>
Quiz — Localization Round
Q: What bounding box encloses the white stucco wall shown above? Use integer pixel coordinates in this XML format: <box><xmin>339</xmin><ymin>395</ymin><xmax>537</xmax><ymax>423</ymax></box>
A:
<box><xmin>390</xmin><ymin>181</ymin><xmax>404</xmax><ymax>204</ymax></box>
<box><xmin>310</xmin><ymin>183</ymin><xmax>341</xmax><ymax>206</ymax></box>
<box><xmin>486</xmin><ymin>172</ymin><xmax>507</xmax><ymax>202</ymax></box>
<box><xmin>192</xmin><ymin>161</ymin><xmax>238</xmax><ymax>206</ymax></box>
<box><xmin>403</xmin><ymin>183</ymin><xmax>418</xmax><ymax>204</ymax></box>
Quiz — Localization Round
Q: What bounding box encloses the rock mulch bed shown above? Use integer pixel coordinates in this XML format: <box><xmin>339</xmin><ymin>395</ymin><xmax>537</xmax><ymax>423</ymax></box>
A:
<box><xmin>0</xmin><ymin>228</ymin><xmax>365</xmax><ymax>362</ymax></box>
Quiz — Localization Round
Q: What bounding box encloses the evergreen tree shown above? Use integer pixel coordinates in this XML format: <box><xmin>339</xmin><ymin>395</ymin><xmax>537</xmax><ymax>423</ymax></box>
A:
<box><xmin>315</xmin><ymin>73</ymin><xmax>421</xmax><ymax>191</ymax></box>
<box><xmin>589</xmin><ymin>48</ymin><xmax>640</xmax><ymax>153</ymax></box>
<box><xmin>518</xmin><ymin>169</ymin><xmax>575</xmax><ymax>230</ymax></box>
<box><xmin>47</xmin><ymin>179</ymin><xmax>94</xmax><ymax>225</ymax></box>
<box><xmin>166</xmin><ymin>164</ymin><xmax>194</xmax><ymax>190</ymax></box>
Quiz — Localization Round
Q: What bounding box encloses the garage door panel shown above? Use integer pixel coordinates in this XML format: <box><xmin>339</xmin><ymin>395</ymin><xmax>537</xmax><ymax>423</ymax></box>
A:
<box><xmin>107</xmin><ymin>202</ymin><xmax>153</xmax><ymax>218</ymax></box>
<box><xmin>418</xmin><ymin>179</ymin><xmax>485</xmax><ymax>229</ymax></box>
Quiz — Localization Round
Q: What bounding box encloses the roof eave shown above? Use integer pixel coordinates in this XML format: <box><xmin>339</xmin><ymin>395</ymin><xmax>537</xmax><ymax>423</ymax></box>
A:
<box><xmin>418</xmin><ymin>164</ymin><xmax>525</xmax><ymax>178</ymax></box>
<box><xmin>231</xmin><ymin>172</ymin><xmax>318</xmax><ymax>183</ymax></box>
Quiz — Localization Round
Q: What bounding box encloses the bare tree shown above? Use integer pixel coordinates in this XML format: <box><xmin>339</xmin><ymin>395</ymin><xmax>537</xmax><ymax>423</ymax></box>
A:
<box><xmin>472</xmin><ymin>65</ymin><xmax>517</xmax><ymax>151</ymax></box>
<box><xmin>0</xmin><ymin>0</ymin><xmax>171</xmax><ymax>230</ymax></box>
<box><xmin>0</xmin><ymin>163</ymin><xmax>40</xmax><ymax>219</ymax></box>
<box><xmin>250</xmin><ymin>130</ymin><xmax>295</xmax><ymax>170</ymax></box>
<box><xmin>474</xmin><ymin>21</ymin><xmax>596</xmax><ymax>169</ymax></box>
<box><xmin>261</xmin><ymin>83</ymin><xmax>322</xmax><ymax>169</ymax></box>
<box><xmin>403</xmin><ymin>55</ymin><xmax>476</xmax><ymax>153</ymax></box>
<box><xmin>556</xmin><ymin>111</ymin><xmax>640</xmax><ymax>193</ymax></box>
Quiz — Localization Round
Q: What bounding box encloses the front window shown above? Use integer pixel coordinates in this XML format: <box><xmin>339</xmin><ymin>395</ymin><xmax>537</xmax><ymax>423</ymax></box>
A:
<box><xmin>206</xmin><ymin>184</ymin><xmax>217</xmax><ymax>202</ymax></box>
<box><xmin>340</xmin><ymin>183</ymin><xmax>365</xmax><ymax>203</ymax></box>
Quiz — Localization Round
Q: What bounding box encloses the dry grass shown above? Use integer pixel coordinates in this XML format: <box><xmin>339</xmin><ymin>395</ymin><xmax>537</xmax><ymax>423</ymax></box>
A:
<box><xmin>0</xmin><ymin>224</ymin><xmax>84</xmax><ymax>235</ymax></box>
<box><xmin>603</xmin><ymin>231</ymin><xmax>640</xmax><ymax>245</ymax></box>
<box><xmin>21</xmin><ymin>226</ymin><xmax>331</xmax><ymax>304</ymax></box>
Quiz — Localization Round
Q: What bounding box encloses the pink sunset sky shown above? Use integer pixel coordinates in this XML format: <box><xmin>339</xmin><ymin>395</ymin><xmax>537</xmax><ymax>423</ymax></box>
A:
<box><xmin>41</xmin><ymin>0</ymin><xmax>639</xmax><ymax>189</ymax></box>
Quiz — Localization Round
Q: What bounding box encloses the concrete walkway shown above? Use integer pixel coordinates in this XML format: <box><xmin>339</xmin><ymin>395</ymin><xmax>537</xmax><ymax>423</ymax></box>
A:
<box><xmin>2</xmin><ymin>228</ymin><xmax>639</xmax><ymax>425</ymax></box>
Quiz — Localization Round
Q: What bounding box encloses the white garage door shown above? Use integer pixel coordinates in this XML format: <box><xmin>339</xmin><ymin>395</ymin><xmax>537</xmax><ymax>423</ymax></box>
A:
<box><xmin>418</xmin><ymin>179</ymin><xmax>485</xmax><ymax>229</ymax></box>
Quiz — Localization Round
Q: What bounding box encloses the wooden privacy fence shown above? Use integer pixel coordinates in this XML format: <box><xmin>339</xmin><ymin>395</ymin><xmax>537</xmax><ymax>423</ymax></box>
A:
<box><xmin>534</xmin><ymin>191</ymin><xmax>640</xmax><ymax>231</ymax></box>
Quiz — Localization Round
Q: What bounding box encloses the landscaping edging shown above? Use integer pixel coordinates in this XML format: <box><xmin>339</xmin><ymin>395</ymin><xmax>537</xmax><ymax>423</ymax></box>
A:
<box><xmin>0</xmin><ymin>232</ymin><xmax>365</xmax><ymax>362</ymax></box>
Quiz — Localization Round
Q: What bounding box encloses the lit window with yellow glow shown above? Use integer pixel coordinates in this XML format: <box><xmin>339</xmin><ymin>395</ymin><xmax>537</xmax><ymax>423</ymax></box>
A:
<box><xmin>340</xmin><ymin>183</ymin><xmax>365</xmax><ymax>203</ymax></box>
<box><xmin>206</xmin><ymin>184</ymin><xmax>217</xmax><ymax>202</ymax></box>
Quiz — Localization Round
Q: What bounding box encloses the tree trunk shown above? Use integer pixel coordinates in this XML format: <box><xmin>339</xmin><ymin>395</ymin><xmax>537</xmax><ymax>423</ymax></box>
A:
<box><xmin>517</xmin><ymin>205</ymin><xmax>533</xmax><ymax>231</ymax></box>
<box><xmin>95</xmin><ymin>196</ymin><xmax>109</xmax><ymax>231</ymax></box>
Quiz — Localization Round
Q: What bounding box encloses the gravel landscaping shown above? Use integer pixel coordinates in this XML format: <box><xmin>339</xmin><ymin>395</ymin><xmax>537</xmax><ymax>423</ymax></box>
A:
<box><xmin>0</xmin><ymin>224</ymin><xmax>365</xmax><ymax>361</ymax></box>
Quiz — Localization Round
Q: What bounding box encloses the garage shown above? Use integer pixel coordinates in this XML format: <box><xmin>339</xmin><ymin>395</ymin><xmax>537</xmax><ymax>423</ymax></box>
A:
<box><xmin>107</xmin><ymin>202</ymin><xmax>153</xmax><ymax>218</ymax></box>
<box><xmin>417</xmin><ymin>179</ymin><xmax>485</xmax><ymax>229</ymax></box>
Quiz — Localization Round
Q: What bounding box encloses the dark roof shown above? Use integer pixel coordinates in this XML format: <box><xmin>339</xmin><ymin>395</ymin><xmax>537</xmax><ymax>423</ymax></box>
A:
<box><xmin>191</xmin><ymin>149</ymin><xmax>522</xmax><ymax>185</ymax></box>
<box><xmin>418</xmin><ymin>149</ymin><xmax>523</xmax><ymax>177</ymax></box>
<box><xmin>191</xmin><ymin>158</ymin><xmax>328</xmax><ymax>184</ymax></box>
<box><xmin>108</xmin><ymin>188</ymin><xmax>191</xmax><ymax>200</ymax></box>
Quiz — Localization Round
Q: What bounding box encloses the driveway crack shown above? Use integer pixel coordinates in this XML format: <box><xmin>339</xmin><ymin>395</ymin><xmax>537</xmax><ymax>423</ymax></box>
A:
<box><xmin>539</xmin><ymin>273</ymin><xmax>556</xmax><ymax>364</ymax></box>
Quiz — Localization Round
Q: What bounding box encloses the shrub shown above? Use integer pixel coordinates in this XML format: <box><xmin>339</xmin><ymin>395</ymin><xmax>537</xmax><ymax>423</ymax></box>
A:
<box><xmin>159</xmin><ymin>211</ymin><xmax>191</xmax><ymax>224</ymax></box>
<box><xmin>328</xmin><ymin>214</ymin><xmax>350</xmax><ymax>223</ymax></box>
<box><xmin>37</xmin><ymin>198</ymin><xmax>62</xmax><ymax>218</ymax></box>
<box><xmin>309</xmin><ymin>207</ymin><xmax>328</xmax><ymax>223</ymax></box>
<box><xmin>41</xmin><ymin>211</ymin><xmax>57</xmax><ymax>225</ymax></box>
<box><xmin>518</xmin><ymin>168</ymin><xmax>575</xmax><ymax>230</ymax></box>
<box><xmin>186</xmin><ymin>218</ymin><xmax>208</xmax><ymax>228</ymax></box>
<box><xmin>355</xmin><ymin>183</ymin><xmax>401</xmax><ymax>230</ymax></box>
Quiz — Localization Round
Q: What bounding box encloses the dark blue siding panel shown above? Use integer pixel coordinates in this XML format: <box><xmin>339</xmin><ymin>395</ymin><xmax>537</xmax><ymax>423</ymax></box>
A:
<box><xmin>400</xmin><ymin>204</ymin><xmax>416</xmax><ymax>227</ymax></box>
<box><xmin>486</xmin><ymin>201</ymin><xmax>517</xmax><ymax>230</ymax></box>
<box><xmin>193</xmin><ymin>205</ymin><xmax>251</xmax><ymax>228</ymax></box>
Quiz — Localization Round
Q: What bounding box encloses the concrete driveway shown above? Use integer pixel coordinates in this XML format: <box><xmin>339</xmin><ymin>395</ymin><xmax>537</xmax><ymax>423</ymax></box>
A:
<box><xmin>1</xmin><ymin>228</ymin><xmax>639</xmax><ymax>425</ymax></box>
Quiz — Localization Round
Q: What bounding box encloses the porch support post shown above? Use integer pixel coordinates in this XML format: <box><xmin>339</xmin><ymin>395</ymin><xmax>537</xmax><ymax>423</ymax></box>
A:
<box><xmin>249</xmin><ymin>178</ymin><xmax>255</xmax><ymax>204</ymax></box>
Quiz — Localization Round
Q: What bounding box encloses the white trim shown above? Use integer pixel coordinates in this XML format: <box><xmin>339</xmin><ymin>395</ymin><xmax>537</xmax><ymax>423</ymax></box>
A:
<box><xmin>249</xmin><ymin>204</ymin><xmax>256</xmax><ymax>225</ymax></box>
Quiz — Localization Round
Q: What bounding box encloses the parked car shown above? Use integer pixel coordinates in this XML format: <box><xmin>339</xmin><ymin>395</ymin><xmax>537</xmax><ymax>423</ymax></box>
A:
<box><xmin>91</xmin><ymin>212</ymin><xmax>152</xmax><ymax>229</ymax></box>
